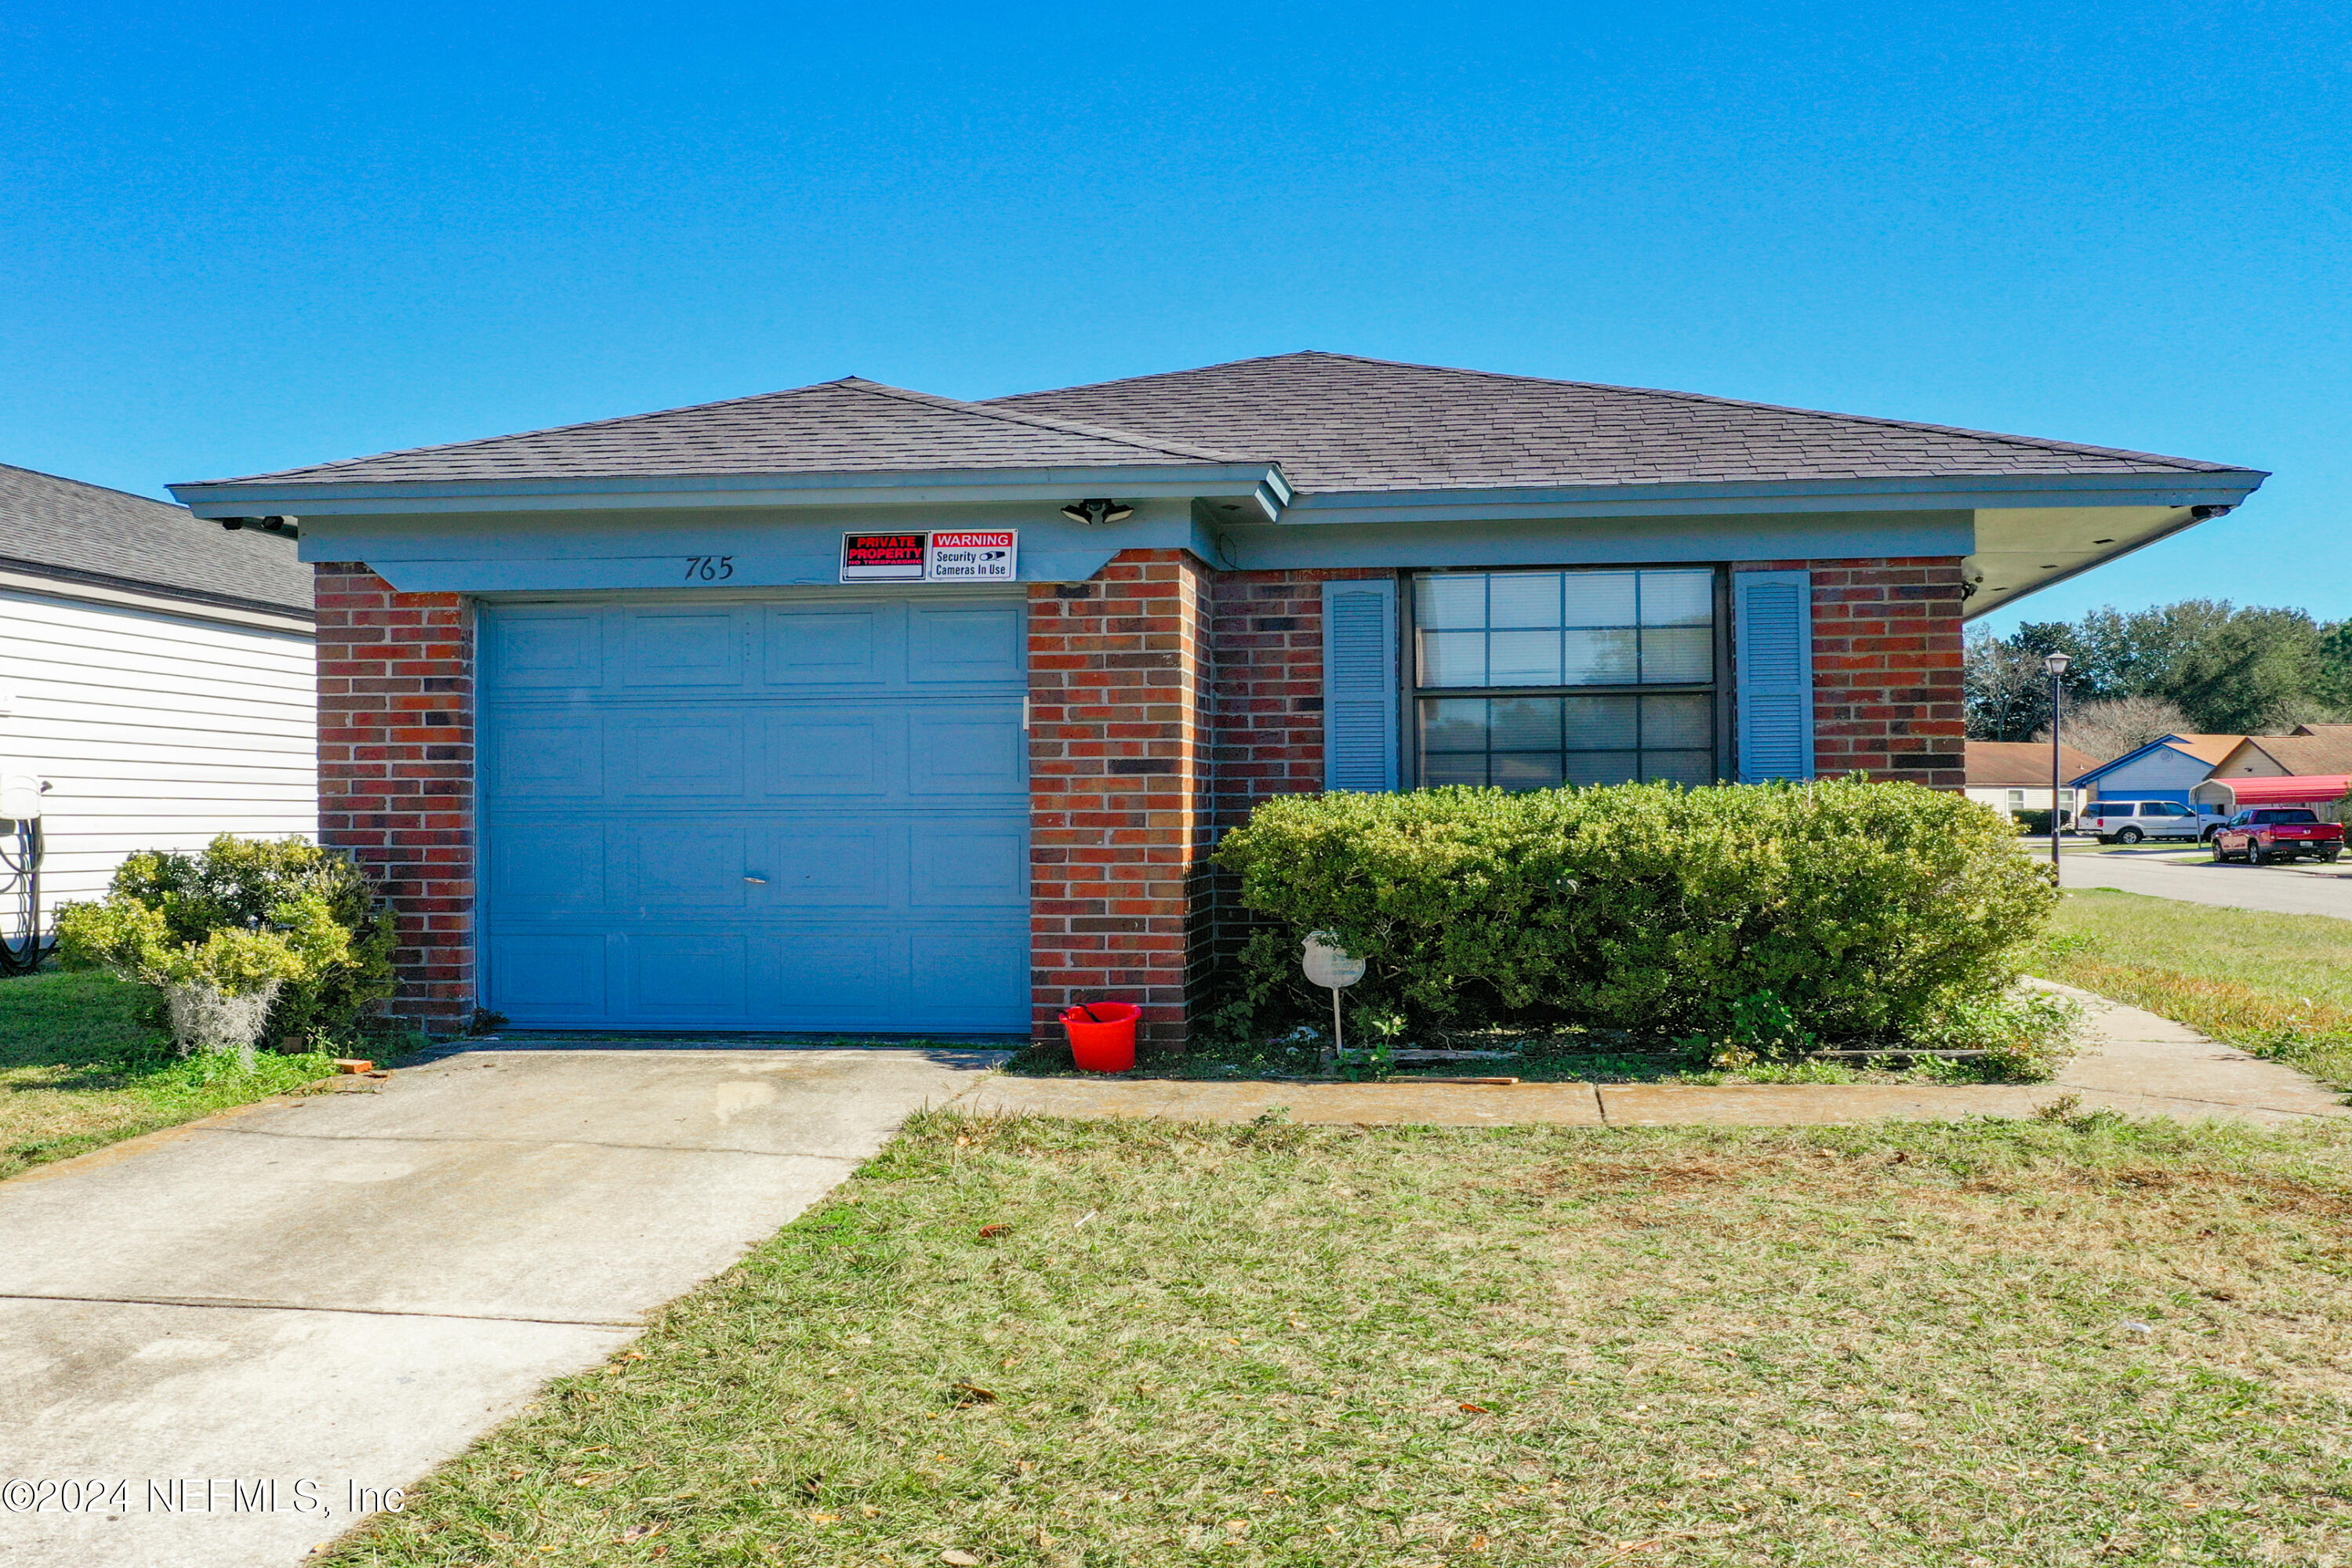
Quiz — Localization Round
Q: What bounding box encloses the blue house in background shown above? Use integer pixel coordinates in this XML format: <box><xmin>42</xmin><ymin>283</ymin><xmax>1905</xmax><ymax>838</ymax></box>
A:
<box><xmin>2069</xmin><ymin>733</ymin><xmax>2244</xmax><ymax>811</ymax></box>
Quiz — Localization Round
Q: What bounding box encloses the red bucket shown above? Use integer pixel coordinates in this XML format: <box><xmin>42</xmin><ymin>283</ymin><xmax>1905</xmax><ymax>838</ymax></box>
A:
<box><xmin>1061</xmin><ymin>1002</ymin><xmax>1141</xmax><ymax>1073</ymax></box>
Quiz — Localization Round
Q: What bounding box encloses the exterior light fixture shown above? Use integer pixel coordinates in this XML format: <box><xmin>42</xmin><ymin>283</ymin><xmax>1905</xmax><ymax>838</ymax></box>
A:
<box><xmin>1059</xmin><ymin>499</ymin><xmax>1134</xmax><ymax>527</ymax></box>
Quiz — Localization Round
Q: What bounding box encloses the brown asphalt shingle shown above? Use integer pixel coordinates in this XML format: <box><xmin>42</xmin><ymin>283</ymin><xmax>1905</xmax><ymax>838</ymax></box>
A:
<box><xmin>1966</xmin><ymin>740</ymin><xmax>2097</xmax><ymax>789</ymax></box>
<box><xmin>192</xmin><ymin>351</ymin><xmax>2250</xmax><ymax>495</ymax></box>
<box><xmin>201</xmin><ymin>378</ymin><xmax>1257</xmax><ymax>486</ymax></box>
<box><xmin>988</xmin><ymin>351</ymin><xmax>2241</xmax><ymax>494</ymax></box>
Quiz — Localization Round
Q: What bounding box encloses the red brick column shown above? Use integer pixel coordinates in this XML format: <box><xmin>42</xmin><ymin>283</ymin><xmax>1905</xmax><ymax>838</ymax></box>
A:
<box><xmin>1027</xmin><ymin>549</ymin><xmax>1214</xmax><ymax>1049</ymax></box>
<box><xmin>1741</xmin><ymin>555</ymin><xmax>1966</xmax><ymax>788</ymax></box>
<box><xmin>314</xmin><ymin>563</ymin><xmax>477</xmax><ymax>1029</ymax></box>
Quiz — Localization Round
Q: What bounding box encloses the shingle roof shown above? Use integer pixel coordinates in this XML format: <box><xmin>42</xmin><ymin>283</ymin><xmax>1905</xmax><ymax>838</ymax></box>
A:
<box><xmin>2161</xmin><ymin>734</ymin><xmax>2249</xmax><ymax>766</ymax></box>
<box><xmin>0</xmin><ymin>463</ymin><xmax>310</xmax><ymax>615</ymax></box>
<box><xmin>201</xmin><ymin>378</ymin><xmax>1254</xmax><ymax>486</ymax></box>
<box><xmin>2234</xmin><ymin>732</ymin><xmax>2352</xmax><ymax>776</ymax></box>
<box><xmin>986</xmin><ymin>351</ymin><xmax>2243</xmax><ymax>495</ymax></box>
<box><xmin>1967</xmin><ymin>741</ymin><xmax>2096</xmax><ymax>789</ymax></box>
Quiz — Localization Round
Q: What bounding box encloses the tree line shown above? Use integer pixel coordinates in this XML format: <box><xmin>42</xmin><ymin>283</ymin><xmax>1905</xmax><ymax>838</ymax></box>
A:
<box><xmin>1965</xmin><ymin>601</ymin><xmax>2352</xmax><ymax>760</ymax></box>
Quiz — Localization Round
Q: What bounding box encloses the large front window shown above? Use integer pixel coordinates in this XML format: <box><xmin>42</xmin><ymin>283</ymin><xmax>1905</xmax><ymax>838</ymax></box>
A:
<box><xmin>1413</xmin><ymin>568</ymin><xmax>1720</xmax><ymax>788</ymax></box>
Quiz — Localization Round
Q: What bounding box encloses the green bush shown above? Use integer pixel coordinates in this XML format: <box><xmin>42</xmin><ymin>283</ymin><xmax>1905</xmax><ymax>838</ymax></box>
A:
<box><xmin>1214</xmin><ymin>779</ymin><xmax>2059</xmax><ymax>1044</ymax></box>
<box><xmin>56</xmin><ymin>835</ymin><xmax>396</xmax><ymax>1040</ymax></box>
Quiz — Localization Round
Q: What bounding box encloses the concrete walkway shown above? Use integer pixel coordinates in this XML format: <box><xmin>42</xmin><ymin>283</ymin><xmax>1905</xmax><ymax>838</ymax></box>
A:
<box><xmin>0</xmin><ymin>1045</ymin><xmax>1005</xmax><ymax>1568</ymax></box>
<box><xmin>959</xmin><ymin>982</ymin><xmax>2351</xmax><ymax>1128</ymax></box>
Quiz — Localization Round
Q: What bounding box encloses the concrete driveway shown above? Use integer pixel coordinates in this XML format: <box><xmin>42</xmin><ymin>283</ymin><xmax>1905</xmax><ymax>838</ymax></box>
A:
<box><xmin>2058</xmin><ymin>846</ymin><xmax>2352</xmax><ymax>919</ymax></box>
<box><xmin>0</xmin><ymin>1044</ymin><xmax>1004</xmax><ymax>1568</ymax></box>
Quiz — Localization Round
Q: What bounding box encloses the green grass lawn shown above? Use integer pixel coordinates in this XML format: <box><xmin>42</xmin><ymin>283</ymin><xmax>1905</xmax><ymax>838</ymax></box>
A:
<box><xmin>2039</xmin><ymin>889</ymin><xmax>2352</xmax><ymax>1092</ymax></box>
<box><xmin>329</xmin><ymin>1109</ymin><xmax>2352</xmax><ymax>1567</ymax></box>
<box><xmin>0</xmin><ymin>966</ymin><xmax>344</xmax><ymax>1179</ymax></box>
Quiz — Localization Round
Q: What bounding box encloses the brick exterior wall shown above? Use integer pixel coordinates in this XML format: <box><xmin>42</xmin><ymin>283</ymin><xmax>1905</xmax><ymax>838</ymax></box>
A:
<box><xmin>1206</xmin><ymin>568</ymin><xmax>1401</xmax><ymax>831</ymax></box>
<box><xmin>1026</xmin><ymin>550</ymin><xmax>1215</xmax><ymax>1048</ymax></box>
<box><xmin>318</xmin><ymin>549</ymin><xmax>1961</xmax><ymax>1043</ymax></box>
<box><xmin>1739</xmin><ymin>555</ymin><xmax>1967</xmax><ymax>789</ymax></box>
<box><xmin>313</xmin><ymin>563</ymin><xmax>478</xmax><ymax>1028</ymax></box>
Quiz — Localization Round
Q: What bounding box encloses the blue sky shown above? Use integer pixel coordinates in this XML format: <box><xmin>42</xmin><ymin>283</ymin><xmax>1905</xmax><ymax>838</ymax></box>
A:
<box><xmin>4</xmin><ymin>2</ymin><xmax>2343</xmax><ymax>630</ymax></box>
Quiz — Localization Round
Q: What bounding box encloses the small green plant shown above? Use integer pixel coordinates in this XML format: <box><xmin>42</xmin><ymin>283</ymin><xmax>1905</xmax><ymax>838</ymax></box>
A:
<box><xmin>1729</xmin><ymin>991</ymin><xmax>1816</xmax><ymax>1058</ymax></box>
<box><xmin>57</xmin><ymin>834</ymin><xmax>396</xmax><ymax>1044</ymax></box>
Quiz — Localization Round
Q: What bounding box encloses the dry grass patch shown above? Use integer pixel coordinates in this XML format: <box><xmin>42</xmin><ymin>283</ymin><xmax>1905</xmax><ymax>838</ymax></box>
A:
<box><xmin>330</xmin><ymin>1110</ymin><xmax>2352</xmax><ymax>1567</ymax></box>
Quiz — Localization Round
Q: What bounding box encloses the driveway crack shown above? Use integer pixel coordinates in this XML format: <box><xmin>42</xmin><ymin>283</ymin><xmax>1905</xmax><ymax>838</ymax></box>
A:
<box><xmin>0</xmin><ymin>1290</ymin><xmax>643</xmax><ymax>1328</ymax></box>
<box><xmin>201</xmin><ymin>1127</ymin><xmax>869</xmax><ymax>1161</ymax></box>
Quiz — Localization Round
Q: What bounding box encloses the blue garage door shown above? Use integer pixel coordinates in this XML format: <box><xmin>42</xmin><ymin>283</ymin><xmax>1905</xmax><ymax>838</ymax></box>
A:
<box><xmin>479</xmin><ymin>590</ymin><xmax>1029</xmax><ymax>1033</ymax></box>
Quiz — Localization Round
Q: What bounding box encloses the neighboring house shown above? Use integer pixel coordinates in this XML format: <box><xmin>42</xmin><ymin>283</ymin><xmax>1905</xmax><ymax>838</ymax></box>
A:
<box><xmin>169</xmin><ymin>351</ymin><xmax>2266</xmax><ymax>1044</ymax></box>
<box><xmin>2192</xmin><ymin>726</ymin><xmax>2352</xmax><ymax>818</ymax></box>
<box><xmin>2065</xmin><ymin>732</ymin><xmax>2245</xmax><ymax>811</ymax></box>
<box><xmin>0</xmin><ymin>463</ymin><xmax>316</xmax><ymax>914</ymax></box>
<box><xmin>1964</xmin><ymin>740</ymin><xmax>2092</xmax><ymax>821</ymax></box>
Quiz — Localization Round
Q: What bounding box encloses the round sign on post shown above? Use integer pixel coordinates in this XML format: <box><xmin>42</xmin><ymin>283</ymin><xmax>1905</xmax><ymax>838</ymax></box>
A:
<box><xmin>1301</xmin><ymin>933</ymin><xmax>1366</xmax><ymax>990</ymax></box>
<box><xmin>1302</xmin><ymin>932</ymin><xmax>1366</xmax><ymax>1059</ymax></box>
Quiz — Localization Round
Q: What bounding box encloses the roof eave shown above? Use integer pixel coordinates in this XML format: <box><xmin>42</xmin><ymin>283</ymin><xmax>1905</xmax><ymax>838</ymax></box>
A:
<box><xmin>171</xmin><ymin>463</ymin><xmax>1296</xmax><ymax>522</ymax></box>
<box><xmin>1274</xmin><ymin>469</ymin><xmax>2267</xmax><ymax>526</ymax></box>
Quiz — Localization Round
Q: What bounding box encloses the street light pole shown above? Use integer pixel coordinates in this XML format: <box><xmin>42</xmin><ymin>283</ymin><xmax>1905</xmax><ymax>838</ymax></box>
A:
<box><xmin>2045</xmin><ymin>652</ymin><xmax>2072</xmax><ymax>876</ymax></box>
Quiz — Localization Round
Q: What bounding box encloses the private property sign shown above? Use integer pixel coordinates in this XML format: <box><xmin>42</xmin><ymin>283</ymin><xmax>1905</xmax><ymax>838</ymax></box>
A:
<box><xmin>840</xmin><ymin>531</ymin><xmax>1018</xmax><ymax>583</ymax></box>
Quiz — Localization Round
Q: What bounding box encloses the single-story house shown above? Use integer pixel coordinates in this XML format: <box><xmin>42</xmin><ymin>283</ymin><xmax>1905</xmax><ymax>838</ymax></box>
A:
<box><xmin>2191</xmin><ymin>726</ymin><xmax>2352</xmax><ymax>818</ymax></box>
<box><xmin>168</xmin><ymin>352</ymin><xmax>2266</xmax><ymax>1044</ymax></box>
<box><xmin>0</xmin><ymin>463</ymin><xmax>316</xmax><ymax>914</ymax></box>
<box><xmin>2064</xmin><ymin>731</ymin><xmax>2245</xmax><ymax>812</ymax></box>
<box><xmin>1964</xmin><ymin>740</ymin><xmax>2092</xmax><ymax>821</ymax></box>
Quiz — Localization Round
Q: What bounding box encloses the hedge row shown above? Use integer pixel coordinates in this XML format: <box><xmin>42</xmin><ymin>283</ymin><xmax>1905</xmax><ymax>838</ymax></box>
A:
<box><xmin>1214</xmin><ymin>779</ymin><xmax>2058</xmax><ymax>1043</ymax></box>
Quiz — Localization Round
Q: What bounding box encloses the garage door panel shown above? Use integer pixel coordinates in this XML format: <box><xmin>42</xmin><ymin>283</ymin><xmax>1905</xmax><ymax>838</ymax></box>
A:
<box><xmin>764</xmin><ymin>712</ymin><xmax>895</xmax><ymax>797</ymax></box>
<box><xmin>765</xmin><ymin>604</ymin><xmax>887</xmax><ymax>684</ymax></box>
<box><xmin>486</xmin><ymin>612</ymin><xmax>603</xmax><ymax>689</ymax></box>
<box><xmin>910</xmin><ymin>604</ymin><xmax>1022</xmax><ymax>681</ymax></box>
<box><xmin>613</xmin><ymin>717</ymin><xmax>745</xmax><ymax>797</ymax></box>
<box><xmin>483</xmin><ymin>591</ymin><xmax>1026</xmax><ymax>1033</ymax></box>
<box><xmin>488</xmin><ymin>934</ymin><xmax>610</xmax><ymax>1018</ymax></box>
<box><xmin>910</xmin><ymin>708</ymin><xmax>1025</xmax><ymax>795</ymax></box>
<box><xmin>494</xmin><ymin>717</ymin><xmax>603</xmax><ymax>798</ymax></box>
<box><xmin>624</xmin><ymin>608</ymin><xmax>742</xmax><ymax>686</ymax></box>
<box><xmin>626</xmin><ymin>935</ymin><xmax>748</xmax><ymax>1021</ymax></box>
<box><xmin>625</xmin><ymin>823</ymin><xmax>749</xmax><ymax>910</ymax></box>
<box><xmin>770</xmin><ymin>931</ymin><xmax>908</xmax><ymax>1013</ymax></box>
<box><xmin>491</xmin><ymin>817</ymin><xmax>605</xmax><ymax>912</ymax></box>
<box><xmin>764</xmin><ymin>822</ymin><xmax>892</xmax><ymax>907</ymax></box>
<box><xmin>912</xmin><ymin>931</ymin><xmax>1029</xmax><ymax>1029</ymax></box>
<box><xmin>910</xmin><ymin>822</ymin><xmax>1027</xmax><ymax>908</ymax></box>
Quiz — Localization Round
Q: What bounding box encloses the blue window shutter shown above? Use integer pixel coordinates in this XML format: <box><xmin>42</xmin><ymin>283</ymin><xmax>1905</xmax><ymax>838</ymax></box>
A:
<box><xmin>1322</xmin><ymin>579</ymin><xmax>1399</xmax><ymax>792</ymax></box>
<box><xmin>1734</xmin><ymin>569</ymin><xmax>1815</xmax><ymax>782</ymax></box>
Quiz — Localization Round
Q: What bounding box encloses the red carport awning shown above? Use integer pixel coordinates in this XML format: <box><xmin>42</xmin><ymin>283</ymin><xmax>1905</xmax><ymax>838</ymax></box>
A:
<box><xmin>2204</xmin><ymin>774</ymin><xmax>2352</xmax><ymax>807</ymax></box>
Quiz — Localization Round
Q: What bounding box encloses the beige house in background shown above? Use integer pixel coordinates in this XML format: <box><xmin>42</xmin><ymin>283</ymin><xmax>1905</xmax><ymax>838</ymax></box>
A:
<box><xmin>1965</xmin><ymin>740</ymin><xmax>2092</xmax><ymax>821</ymax></box>
<box><xmin>2207</xmin><ymin>724</ymin><xmax>2352</xmax><ymax>780</ymax></box>
<box><xmin>2192</xmin><ymin>725</ymin><xmax>2352</xmax><ymax>818</ymax></box>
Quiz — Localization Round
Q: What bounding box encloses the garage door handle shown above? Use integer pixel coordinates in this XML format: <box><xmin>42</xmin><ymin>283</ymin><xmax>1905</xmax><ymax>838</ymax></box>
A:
<box><xmin>742</xmin><ymin>873</ymin><xmax>770</xmax><ymax>884</ymax></box>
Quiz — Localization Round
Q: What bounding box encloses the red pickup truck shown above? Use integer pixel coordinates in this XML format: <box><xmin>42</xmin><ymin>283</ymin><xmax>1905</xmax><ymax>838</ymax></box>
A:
<box><xmin>2210</xmin><ymin>808</ymin><xmax>2345</xmax><ymax>865</ymax></box>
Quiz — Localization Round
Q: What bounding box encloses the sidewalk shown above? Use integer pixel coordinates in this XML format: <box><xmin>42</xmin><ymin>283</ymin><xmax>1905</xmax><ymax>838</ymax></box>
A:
<box><xmin>953</xmin><ymin>981</ymin><xmax>2352</xmax><ymax>1128</ymax></box>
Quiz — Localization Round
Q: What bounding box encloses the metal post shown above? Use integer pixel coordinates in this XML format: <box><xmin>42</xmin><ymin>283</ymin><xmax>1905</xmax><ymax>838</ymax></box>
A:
<box><xmin>2050</xmin><ymin>674</ymin><xmax>2062</xmax><ymax>873</ymax></box>
<box><xmin>2044</xmin><ymin>652</ymin><xmax>2071</xmax><ymax>877</ymax></box>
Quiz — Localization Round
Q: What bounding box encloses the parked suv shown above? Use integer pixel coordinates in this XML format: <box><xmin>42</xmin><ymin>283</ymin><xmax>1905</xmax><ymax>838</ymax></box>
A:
<box><xmin>2211</xmin><ymin>808</ymin><xmax>2345</xmax><ymax>865</ymax></box>
<box><xmin>2079</xmin><ymin>800</ymin><xmax>2208</xmax><ymax>844</ymax></box>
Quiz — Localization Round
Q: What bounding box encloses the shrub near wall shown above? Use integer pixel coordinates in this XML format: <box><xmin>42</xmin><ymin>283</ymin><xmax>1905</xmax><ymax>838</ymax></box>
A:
<box><xmin>1215</xmin><ymin>779</ymin><xmax>2058</xmax><ymax>1043</ymax></box>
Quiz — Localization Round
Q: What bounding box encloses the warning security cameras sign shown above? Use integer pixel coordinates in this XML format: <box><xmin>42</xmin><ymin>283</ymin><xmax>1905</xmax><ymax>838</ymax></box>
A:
<box><xmin>841</xmin><ymin>532</ymin><xmax>1018</xmax><ymax>583</ymax></box>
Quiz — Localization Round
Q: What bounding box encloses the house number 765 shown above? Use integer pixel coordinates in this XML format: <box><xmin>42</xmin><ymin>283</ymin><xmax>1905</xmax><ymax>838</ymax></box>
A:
<box><xmin>683</xmin><ymin>556</ymin><xmax>735</xmax><ymax>581</ymax></box>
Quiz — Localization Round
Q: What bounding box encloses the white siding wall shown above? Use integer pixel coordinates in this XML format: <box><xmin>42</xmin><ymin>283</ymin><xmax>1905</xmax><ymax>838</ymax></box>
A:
<box><xmin>0</xmin><ymin>589</ymin><xmax>315</xmax><ymax>918</ymax></box>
